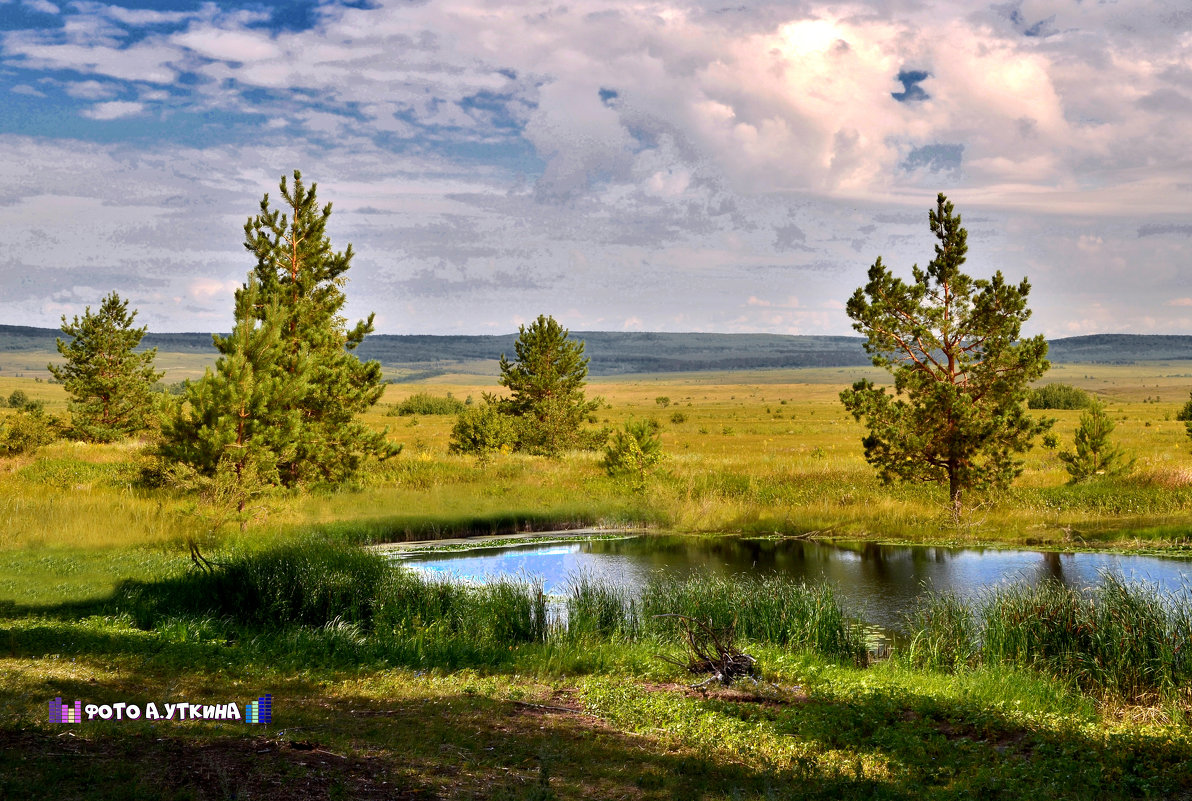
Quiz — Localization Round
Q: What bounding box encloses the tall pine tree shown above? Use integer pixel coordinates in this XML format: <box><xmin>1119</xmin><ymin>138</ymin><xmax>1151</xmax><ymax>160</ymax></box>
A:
<box><xmin>164</xmin><ymin>171</ymin><xmax>391</xmax><ymax>486</ymax></box>
<box><xmin>243</xmin><ymin>170</ymin><xmax>390</xmax><ymax>483</ymax></box>
<box><xmin>49</xmin><ymin>291</ymin><xmax>163</xmax><ymax>442</ymax></box>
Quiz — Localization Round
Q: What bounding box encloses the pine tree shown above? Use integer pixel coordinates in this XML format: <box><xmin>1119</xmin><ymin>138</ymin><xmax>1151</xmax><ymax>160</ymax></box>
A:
<box><xmin>48</xmin><ymin>291</ymin><xmax>163</xmax><ymax>442</ymax></box>
<box><xmin>1059</xmin><ymin>400</ymin><xmax>1133</xmax><ymax>481</ymax></box>
<box><xmin>241</xmin><ymin>170</ymin><xmax>391</xmax><ymax>484</ymax></box>
<box><xmin>162</xmin><ymin>171</ymin><xmax>392</xmax><ymax>489</ymax></box>
<box><xmin>602</xmin><ymin>418</ymin><xmax>664</xmax><ymax>489</ymax></box>
<box><xmin>493</xmin><ymin>314</ymin><xmax>601</xmax><ymax>456</ymax></box>
<box><xmin>840</xmin><ymin>194</ymin><xmax>1051</xmax><ymax>518</ymax></box>
<box><xmin>161</xmin><ymin>278</ymin><xmax>301</xmax><ymax>491</ymax></box>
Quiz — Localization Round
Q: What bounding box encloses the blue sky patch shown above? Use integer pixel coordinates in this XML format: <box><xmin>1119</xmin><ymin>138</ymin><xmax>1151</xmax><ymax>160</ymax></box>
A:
<box><xmin>892</xmin><ymin>70</ymin><xmax>930</xmax><ymax>103</ymax></box>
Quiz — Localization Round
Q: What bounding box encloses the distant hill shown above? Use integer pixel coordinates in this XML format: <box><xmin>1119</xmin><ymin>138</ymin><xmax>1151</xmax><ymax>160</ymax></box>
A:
<box><xmin>2</xmin><ymin>324</ymin><xmax>1189</xmax><ymax>376</ymax></box>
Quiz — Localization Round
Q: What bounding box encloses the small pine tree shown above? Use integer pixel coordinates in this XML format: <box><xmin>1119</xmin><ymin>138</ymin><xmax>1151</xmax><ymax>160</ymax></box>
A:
<box><xmin>492</xmin><ymin>314</ymin><xmax>602</xmax><ymax>456</ymax></box>
<box><xmin>48</xmin><ymin>292</ymin><xmax>163</xmax><ymax>442</ymax></box>
<box><xmin>1058</xmin><ymin>400</ymin><xmax>1133</xmax><ymax>482</ymax></box>
<box><xmin>602</xmin><ymin>418</ymin><xmax>663</xmax><ymax>488</ymax></box>
<box><xmin>840</xmin><ymin>194</ymin><xmax>1051</xmax><ymax>518</ymax></box>
<box><xmin>1177</xmin><ymin>392</ymin><xmax>1192</xmax><ymax>445</ymax></box>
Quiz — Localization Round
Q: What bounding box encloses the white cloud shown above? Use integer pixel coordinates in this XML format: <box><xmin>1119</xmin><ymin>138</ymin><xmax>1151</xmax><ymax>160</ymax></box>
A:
<box><xmin>64</xmin><ymin>79</ymin><xmax>119</xmax><ymax>99</ymax></box>
<box><xmin>22</xmin><ymin>0</ymin><xmax>58</xmax><ymax>14</ymax></box>
<box><xmin>173</xmin><ymin>27</ymin><xmax>281</xmax><ymax>63</ymax></box>
<box><xmin>10</xmin><ymin>83</ymin><xmax>45</xmax><ymax>96</ymax></box>
<box><xmin>2</xmin><ymin>2</ymin><xmax>1192</xmax><ymax>336</ymax></box>
<box><xmin>80</xmin><ymin>100</ymin><xmax>143</xmax><ymax>120</ymax></box>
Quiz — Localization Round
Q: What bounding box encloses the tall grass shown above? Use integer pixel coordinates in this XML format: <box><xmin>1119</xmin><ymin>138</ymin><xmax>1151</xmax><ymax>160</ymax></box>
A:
<box><xmin>389</xmin><ymin>392</ymin><xmax>467</xmax><ymax>416</ymax></box>
<box><xmin>566</xmin><ymin>572</ymin><xmax>867</xmax><ymax>664</ymax></box>
<box><xmin>902</xmin><ymin>574</ymin><xmax>1192</xmax><ymax>699</ymax></box>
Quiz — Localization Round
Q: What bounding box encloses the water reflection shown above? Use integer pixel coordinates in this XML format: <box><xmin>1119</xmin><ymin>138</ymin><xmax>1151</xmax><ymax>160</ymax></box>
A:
<box><xmin>395</xmin><ymin>536</ymin><xmax>1192</xmax><ymax>631</ymax></box>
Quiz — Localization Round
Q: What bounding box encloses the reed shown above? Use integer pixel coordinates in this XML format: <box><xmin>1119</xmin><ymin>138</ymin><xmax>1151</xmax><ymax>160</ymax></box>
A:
<box><xmin>566</xmin><ymin>572</ymin><xmax>866</xmax><ymax>663</ymax></box>
<box><xmin>901</xmin><ymin>592</ymin><xmax>979</xmax><ymax>672</ymax></box>
<box><xmin>900</xmin><ymin>574</ymin><xmax>1192</xmax><ymax>699</ymax></box>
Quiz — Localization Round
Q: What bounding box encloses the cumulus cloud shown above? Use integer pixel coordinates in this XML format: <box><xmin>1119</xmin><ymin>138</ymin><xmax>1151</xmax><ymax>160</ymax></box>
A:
<box><xmin>80</xmin><ymin>100</ymin><xmax>143</xmax><ymax>120</ymax></box>
<box><xmin>1</xmin><ymin>1</ymin><xmax>1192</xmax><ymax>335</ymax></box>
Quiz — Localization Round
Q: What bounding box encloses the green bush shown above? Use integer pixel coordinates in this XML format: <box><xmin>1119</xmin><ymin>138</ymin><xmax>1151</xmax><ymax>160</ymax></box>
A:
<box><xmin>601</xmin><ymin>419</ymin><xmax>663</xmax><ymax>486</ymax></box>
<box><xmin>1028</xmin><ymin>383</ymin><xmax>1093</xmax><ymax>410</ymax></box>
<box><xmin>448</xmin><ymin>404</ymin><xmax>518</xmax><ymax>456</ymax></box>
<box><xmin>6</xmin><ymin>389</ymin><xmax>29</xmax><ymax>408</ymax></box>
<box><xmin>0</xmin><ymin>407</ymin><xmax>62</xmax><ymax>455</ymax></box>
<box><xmin>390</xmin><ymin>392</ymin><xmax>467</xmax><ymax>416</ymax></box>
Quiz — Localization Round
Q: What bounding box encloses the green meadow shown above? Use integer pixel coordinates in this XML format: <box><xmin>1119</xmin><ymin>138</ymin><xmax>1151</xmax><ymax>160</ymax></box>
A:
<box><xmin>3</xmin><ymin>360</ymin><xmax>1192</xmax><ymax>798</ymax></box>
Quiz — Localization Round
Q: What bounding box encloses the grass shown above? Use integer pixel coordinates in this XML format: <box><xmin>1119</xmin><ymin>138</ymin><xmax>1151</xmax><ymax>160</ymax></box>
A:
<box><xmin>4</xmin><ymin>363</ymin><xmax>1192</xmax><ymax>796</ymax></box>
<box><xmin>902</xmin><ymin>575</ymin><xmax>1192</xmax><ymax>701</ymax></box>
<box><xmin>3</xmin><ymin>542</ymin><xmax>1192</xmax><ymax>798</ymax></box>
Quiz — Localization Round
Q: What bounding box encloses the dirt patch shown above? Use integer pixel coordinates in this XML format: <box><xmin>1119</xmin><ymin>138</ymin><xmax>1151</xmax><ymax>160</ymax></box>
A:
<box><xmin>0</xmin><ymin>728</ymin><xmax>429</xmax><ymax>800</ymax></box>
<box><xmin>637</xmin><ymin>680</ymin><xmax>810</xmax><ymax>706</ymax></box>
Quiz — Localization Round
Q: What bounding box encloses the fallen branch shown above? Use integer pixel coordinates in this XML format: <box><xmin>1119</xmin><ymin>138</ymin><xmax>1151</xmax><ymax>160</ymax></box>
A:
<box><xmin>654</xmin><ymin>614</ymin><xmax>758</xmax><ymax>686</ymax></box>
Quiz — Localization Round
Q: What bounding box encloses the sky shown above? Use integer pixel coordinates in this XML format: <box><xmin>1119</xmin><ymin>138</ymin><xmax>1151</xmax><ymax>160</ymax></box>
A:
<box><xmin>1</xmin><ymin>0</ymin><xmax>1191</xmax><ymax>337</ymax></box>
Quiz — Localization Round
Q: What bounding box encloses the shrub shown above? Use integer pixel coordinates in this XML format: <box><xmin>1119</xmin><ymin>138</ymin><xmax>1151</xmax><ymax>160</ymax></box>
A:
<box><xmin>669</xmin><ymin>411</ymin><xmax>688</xmax><ymax>424</ymax></box>
<box><xmin>655</xmin><ymin>396</ymin><xmax>670</xmax><ymax>407</ymax></box>
<box><xmin>6</xmin><ymin>389</ymin><xmax>29</xmax><ymax>409</ymax></box>
<box><xmin>448</xmin><ymin>404</ymin><xmax>518</xmax><ymax>457</ymax></box>
<box><xmin>0</xmin><ymin>407</ymin><xmax>62</xmax><ymax>455</ymax></box>
<box><xmin>118</xmin><ymin>539</ymin><xmax>391</xmax><ymax>629</ymax></box>
<box><xmin>390</xmin><ymin>392</ymin><xmax>467</xmax><ymax>416</ymax></box>
<box><xmin>602</xmin><ymin>419</ymin><xmax>663</xmax><ymax>486</ymax></box>
<box><xmin>1028</xmin><ymin>383</ymin><xmax>1093</xmax><ymax>410</ymax></box>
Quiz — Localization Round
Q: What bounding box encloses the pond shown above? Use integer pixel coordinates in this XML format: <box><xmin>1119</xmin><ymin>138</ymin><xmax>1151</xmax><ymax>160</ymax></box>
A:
<box><xmin>387</xmin><ymin>535</ymin><xmax>1192</xmax><ymax>632</ymax></box>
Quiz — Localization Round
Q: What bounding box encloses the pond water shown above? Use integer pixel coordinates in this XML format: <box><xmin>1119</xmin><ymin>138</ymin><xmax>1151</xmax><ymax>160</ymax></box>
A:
<box><xmin>390</xmin><ymin>535</ymin><xmax>1192</xmax><ymax>631</ymax></box>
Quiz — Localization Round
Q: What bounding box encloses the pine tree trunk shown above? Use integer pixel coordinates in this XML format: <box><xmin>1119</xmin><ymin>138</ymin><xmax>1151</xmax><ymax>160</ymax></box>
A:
<box><xmin>948</xmin><ymin>466</ymin><xmax>962</xmax><ymax>523</ymax></box>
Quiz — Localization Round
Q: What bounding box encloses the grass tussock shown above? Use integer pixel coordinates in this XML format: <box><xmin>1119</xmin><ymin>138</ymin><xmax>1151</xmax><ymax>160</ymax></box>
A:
<box><xmin>567</xmin><ymin>571</ymin><xmax>867</xmax><ymax>664</ymax></box>
<box><xmin>903</xmin><ymin>574</ymin><xmax>1192</xmax><ymax>700</ymax></box>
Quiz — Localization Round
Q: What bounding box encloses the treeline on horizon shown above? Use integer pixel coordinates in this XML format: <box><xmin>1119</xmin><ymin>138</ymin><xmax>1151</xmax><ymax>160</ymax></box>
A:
<box><xmin>1</xmin><ymin>323</ymin><xmax>1190</xmax><ymax>375</ymax></box>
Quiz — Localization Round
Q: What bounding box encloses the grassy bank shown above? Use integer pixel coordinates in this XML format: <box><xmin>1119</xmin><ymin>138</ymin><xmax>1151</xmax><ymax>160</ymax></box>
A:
<box><xmin>3</xmin><ymin>541</ymin><xmax>1191</xmax><ymax>798</ymax></box>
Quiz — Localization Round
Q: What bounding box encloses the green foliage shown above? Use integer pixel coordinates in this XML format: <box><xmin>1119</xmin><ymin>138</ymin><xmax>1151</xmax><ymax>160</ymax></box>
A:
<box><xmin>47</xmin><ymin>291</ymin><xmax>163</xmax><ymax>442</ymax></box>
<box><xmin>160</xmin><ymin>277</ymin><xmax>298</xmax><ymax>501</ymax></box>
<box><xmin>448</xmin><ymin>403</ymin><xmax>518</xmax><ymax>457</ymax></box>
<box><xmin>162</xmin><ymin>171</ymin><xmax>393</xmax><ymax>487</ymax></box>
<box><xmin>601</xmin><ymin>418</ymin><xmax>664</xmax><ymax>487</ymax></box>
<box><xmin>669</xmin><ymin>411</ymin><xmax>687</xmax><ymax>424</ymax></box>
<box><xmin>493</xmin><ymin>314</ymin><xmax>602</xmax><ymax>456</ymax></box>
<box><xmin>840</xmin><ymin>194</ymin><xmax>1051</xmax><ymax>516</ymax></box>
<box><xmin>1179</xmin><ymin>391</ymin><xmax>1192</xmax><ymax>443</ymax></box>
<box><xmin>902</xmin><ymin>592</ymin><xmax>979</xmax><ymax>672</ymax></box>
<box><xmin>1028</xmin><ymin>383</ymin><xmax>1093</xmax><ymax>410</ymax></box>
<box><xmin>6</xmin><ymin>389</ymin><xmax>28</xmax><ymax>408</ymax></box>
<box><xmin>390</xmin><ymin>392</ymin><xmax>466</xmax><ymax>416</ymax></box>
<box><xmin>654</xmin><ymin>396</ymin><xmax>670</xmax><ymax>407</ymax></box>
<box><xmin>0</xmin><ymin>406</ymin><xmax>63</xmax><ymax>455</ymax></box>
<box><xmin>980</xmin><ymin>576</ymin><xmax>1192</xmax><ymax>699</ymax></box>
<box><xmin>119</xmin><ymin>539</ymin><xmax>390</xmax><ymax>629</ymax></box>
<box><xmin>1059</xmin><ymin>400</ymin><xmax>1134</xmax><ymax>481</ymax></box>
<box><xmin>1177</xmin><ymin>391</ymin><xmax>1192</xmax><ymax>422</ymax></box>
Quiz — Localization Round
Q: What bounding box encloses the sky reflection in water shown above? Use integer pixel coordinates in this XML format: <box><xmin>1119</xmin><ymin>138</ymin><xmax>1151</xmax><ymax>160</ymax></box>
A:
<box><xmin>396</xmin><ymin>536</ymin><xmax>1192</xmax><ymax>631</ymax></box>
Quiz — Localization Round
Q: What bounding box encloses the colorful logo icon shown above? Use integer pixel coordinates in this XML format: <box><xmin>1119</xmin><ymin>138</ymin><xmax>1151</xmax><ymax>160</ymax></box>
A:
<box><xmin>245</xmin><ymin>694</ymin><xmax>272</xmax><ymax>724</ymax></box>
<box><xmin>49</xmin><ymin>697</ymin><xmax>82</xmax><ymax>724</ymax></box>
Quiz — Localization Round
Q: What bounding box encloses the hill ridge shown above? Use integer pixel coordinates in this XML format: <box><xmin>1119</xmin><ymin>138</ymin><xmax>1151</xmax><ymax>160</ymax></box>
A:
<box><xmin>1</xmin><ymin>325</ymin><xmax>1188</xmax><ymax>375</ymax></box>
